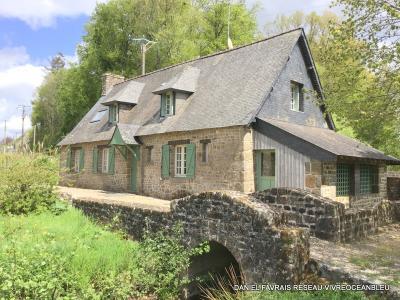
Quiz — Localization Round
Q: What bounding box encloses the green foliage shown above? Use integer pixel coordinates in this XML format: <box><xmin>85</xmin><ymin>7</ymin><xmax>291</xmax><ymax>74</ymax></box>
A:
<box><xmin>132</xmin><ymin>225</ymin><xmax>209</xmax><ymax>299</ymax></box>
<box><xmin>32</xmin><ymin>0</ymin><xmax>258</xmax><ymax>148</ymax></box>
<box><xmin>264</xmin><ymin>9</ymin><xmax>400</xmax><ymax>159</ymax></box>
<box><xmin>0</xmin><ymin>208</ymin><xmax>207</xmax><ymax>299</ymax></box>
<box><xmin>0</xmin><ymin>153</ymin><xmax>61</xmax><ymax>215</ymax></box>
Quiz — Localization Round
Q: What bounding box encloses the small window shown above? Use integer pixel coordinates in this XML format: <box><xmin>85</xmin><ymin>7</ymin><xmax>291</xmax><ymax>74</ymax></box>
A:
<box><xmin>336</xmin><ymin>163</ymin><xmax>354</xmax><ymax>196</ymax></box>
<box><xmin>175</xmin><ymin>145</ymin><xmax>187</xmax><ymax>177</ymax></box>
<box><xmin>161</xmin><ymin>91</ymin><xmax>175</xmax><ymax>117</ymax></box>
<box><xmin>109</xmin><ymin>104</ymin><xmax>119</xmax><ymax>123</ymax></box>
<box><xmin>90</xmin><ymin>109</ymin><xmax>108</xmax><ymax>123</ymax></box>
<box><xmin>360</xmin><ymin>165</ymin><xmax>379</xmax><ymax>194</ymax></box>
<box><xmin>291</xmin><ymin>82</ymin><xmax>304</xmax><ymax>112</ymax></box>
<box><xmin>146</xmin><ymin>146</ymin><xmax>153</xmax><ymax>163</ymax></box>
<box><xmin>201</xmin><ymin>142</ymin><xmax>209</xmax><ymax>163</ymax></box>
<box><xmin>73</xmin><ymin>149</ymin><xmax>81</xmax><ymax>173</ymax></box>
<box><xmin>101</xmin><ymin>148</ymin><xmax>109</xmax><ymax>173</ymax></box>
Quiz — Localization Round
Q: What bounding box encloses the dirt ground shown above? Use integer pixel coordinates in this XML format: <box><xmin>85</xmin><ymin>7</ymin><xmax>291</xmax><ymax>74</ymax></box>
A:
<box><xmin>310</xmin><ymin>223</ymin><xmax>400</xmax><ymax>289</ymax></box>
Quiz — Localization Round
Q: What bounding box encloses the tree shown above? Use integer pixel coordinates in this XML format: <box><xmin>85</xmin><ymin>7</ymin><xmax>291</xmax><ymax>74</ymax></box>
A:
<box><xmin>264</xmin><ymin>9</ymin><xmax>400</xmax><ymax>158</ymax></box>
<box><xmin>32</xmin><ymin>0</ymin><xmax>259</xmax><ymax>147</ymax></box>
<box><xmin>331</xmin><ymin>0</ymin><xmax>400</xmax><ymax>157</ymax></box>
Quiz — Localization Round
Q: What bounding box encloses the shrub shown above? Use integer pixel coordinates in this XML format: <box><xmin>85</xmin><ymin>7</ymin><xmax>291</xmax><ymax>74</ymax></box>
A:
<box><xmin>0</xmin><ymin>209</ymin><xmax>208</xmax><ymax>299</ymax></box>
<box><xmin>0</xmin><ymin>153</ymin><xmax>62</xmax><ymax>215</ymax></box>
<box><xmin>131</xmin><ymin>225</ymin><xmax>209</xmax><ymax>299</ymax></box>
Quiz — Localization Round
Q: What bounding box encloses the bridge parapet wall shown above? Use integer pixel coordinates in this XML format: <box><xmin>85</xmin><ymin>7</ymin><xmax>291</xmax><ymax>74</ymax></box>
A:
<box><xmin>171</xmin><ymin>192</ymin><xmax>309</xmax><ymax>284</ymax></box>
<box><xmin>253</xmin><ymin>188</ymin><xmax>399</xmax><ymax>242</ymax></box>
<box><xmin>69</xmin><ymin>191</ymin><xmax>310</xmax><ymax>285</ymax></box>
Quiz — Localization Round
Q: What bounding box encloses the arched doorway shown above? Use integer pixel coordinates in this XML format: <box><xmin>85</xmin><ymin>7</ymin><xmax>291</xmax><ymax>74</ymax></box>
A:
<box><xmin>187</xmin><ymin>241</ymin><xmax>242</xmax><ymax>299</ymax></box>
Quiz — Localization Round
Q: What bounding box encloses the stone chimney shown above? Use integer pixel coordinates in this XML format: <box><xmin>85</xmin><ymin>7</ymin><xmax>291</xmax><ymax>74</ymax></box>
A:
<box><xmin>101</xmin><ymin>72</ymin><xmax>125</xmax><ymax>96</ymax></box>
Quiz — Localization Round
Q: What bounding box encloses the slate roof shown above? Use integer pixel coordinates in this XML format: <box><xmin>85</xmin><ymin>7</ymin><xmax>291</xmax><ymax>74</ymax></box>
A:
<box><xmin>101</xmin><ymin>80</ymin><xmax>145</xmax><ymax>105</ymax></box>
<box><xmin>258</xmin><ymin>117</ymin><xmax>400</xmax><ymax>164</ymax></box>
<box><xmin>59</xmin><ymin>29</ymin><xmax>307</xmax><ymax>146</ymax></box>
<box><xmin>116</xmin><ymin>124</ymin><xmax>141</xmax><ymax>145</ymax></box>
<box><xmin>153</xmin><ymin>66</ymin><xmax>200</xmax><ymax>94</ymax></box>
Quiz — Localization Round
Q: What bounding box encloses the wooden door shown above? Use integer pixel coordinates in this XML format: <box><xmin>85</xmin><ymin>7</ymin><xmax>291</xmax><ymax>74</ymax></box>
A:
<box><xmin>255</xmin><ymin>150</ymin><xmax>276</xmax><ymax>191</ymax></box>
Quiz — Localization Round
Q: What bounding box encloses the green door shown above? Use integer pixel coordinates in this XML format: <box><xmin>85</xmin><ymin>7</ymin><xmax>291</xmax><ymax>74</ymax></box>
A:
<box><xmin>130</xmin><ymin>148</ymin><xmax>138</xmax><ymax>192</ymax></box>
<box><xmin>255</xmin><ymin>150</ymin><xmax>276</xmax><ymax>191</ymax></box>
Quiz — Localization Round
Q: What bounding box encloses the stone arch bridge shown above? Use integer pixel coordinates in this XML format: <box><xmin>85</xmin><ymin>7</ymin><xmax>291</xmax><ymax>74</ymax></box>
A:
<box><xmin>67</xmin><ymin>190</ymin><xmax>310</xmax><ymax>285</ymax></box>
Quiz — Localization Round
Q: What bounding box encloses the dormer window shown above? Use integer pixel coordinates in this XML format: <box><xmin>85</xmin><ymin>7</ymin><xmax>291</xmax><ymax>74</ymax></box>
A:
<box><xmin>290</xmin><ymin>81</ymin><xmax>304</xmax><ymax>112</ymax></box>
<box><xmin>161</xmin><ymin>91</ymin><xmax>175</xmax><ymax>117</ymax></box>
<box><xmin>109</xmin><ymin>104</ymin><xmax>119</xmax><ymax>123</ymax></box>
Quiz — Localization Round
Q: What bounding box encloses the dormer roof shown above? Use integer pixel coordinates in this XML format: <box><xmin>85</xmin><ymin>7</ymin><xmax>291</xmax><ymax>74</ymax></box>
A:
<box><xmin>102</xmin><ymin>80</ymin><xmax>145</xmax><ymax>106</ymax></box>
<box><xmin>152</xmin><ymin>66</ymin><xmax>200</xmax><ymax>94</ymax></box>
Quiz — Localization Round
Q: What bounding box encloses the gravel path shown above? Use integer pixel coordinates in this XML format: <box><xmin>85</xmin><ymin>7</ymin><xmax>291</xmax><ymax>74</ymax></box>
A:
<box><xmin>57</xmin><ymin>186</ymin><xmax>171</xmax><ymax>212</ymax></box>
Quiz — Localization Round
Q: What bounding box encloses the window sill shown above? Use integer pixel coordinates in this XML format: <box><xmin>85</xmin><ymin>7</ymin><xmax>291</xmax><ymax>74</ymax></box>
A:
<box><xmin>290</xmin><ymin>109</ymin><xmax>305</xmax><ymax>113</ymax></box>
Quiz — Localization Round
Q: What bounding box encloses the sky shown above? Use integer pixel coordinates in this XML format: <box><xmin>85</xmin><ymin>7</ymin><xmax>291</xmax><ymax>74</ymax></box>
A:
<box><xmin>0</xmin><ymin>0</ymin><xmax>333</xmax><ymax>138</ymax></box>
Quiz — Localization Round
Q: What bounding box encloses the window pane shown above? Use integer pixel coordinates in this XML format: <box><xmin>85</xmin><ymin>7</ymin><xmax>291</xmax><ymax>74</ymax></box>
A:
<box><xmin>261</xmin><ymin>151</ymin><xmax>275</xmax><ymax>176</ymax></box>
<box><xmin>360</xmin><ymin>165</ymin><xmax>379</xmax><ymax>194</ymax></box>
<box><xmin>102</xmin><ymin>148</ymin><xmax>109</xmax><ymax>173</ymax></box>
<box><xmin>291</xmin><ymin>83</ymin><xmax>300</xmax><ymax>111</ymax></box>
<box><xmin>337</xmin><ymin>164</ymin><xmax>352</xmax><ymax>196</ymax></box>
<box><xmin>175</xmin><ymin>145</ymin><xmax>187</xmax><ymax>176</ymax></box>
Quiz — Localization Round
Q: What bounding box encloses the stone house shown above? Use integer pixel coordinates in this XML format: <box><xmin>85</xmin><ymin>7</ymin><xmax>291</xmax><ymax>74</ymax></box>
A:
<box><xmin>58</xmin><ymin>28</ymin><xmax>400</xmax><ymax>207</ymax></box>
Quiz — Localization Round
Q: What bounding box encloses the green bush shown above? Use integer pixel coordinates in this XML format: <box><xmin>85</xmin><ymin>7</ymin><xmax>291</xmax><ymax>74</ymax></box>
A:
<box><xmin>0</xmin><ymin>208</ymin><xmax>207</xmax><ymax>299</ymax></box>
<box><xmin>0</xmin><ymin>153</ymin><xmax>61</xmax><ymax>215</ymax></box>
<box><xmin>132</xmin><ymin>226</ymin><xmax>209</xmax><ymax>299</ymax></box>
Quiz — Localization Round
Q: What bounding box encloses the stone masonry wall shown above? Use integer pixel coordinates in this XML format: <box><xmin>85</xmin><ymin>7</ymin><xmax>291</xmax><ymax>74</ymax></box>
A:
<box><xmin>65</xmin><ymin>191</ymin><xmax>310</xmax><ymax>285</ymax></box>
<box><xmin>139</xmin><ymin>126</ymin><xmax>255</xmax><ymax>199</ymax></box>
<box><xmin>59</xmin><ymin>126</ymin><xmax>254</xmax><ymax>199</ymax></box>
<box><xmin>305</xmin><ymin>160</ymin><xmax>336</xmax><ymax>200</ymax></box>
<box><xmin>59</xmin><ymin>142</ymin><xmax>133</xmax><ymax>192</ymax></box>
<box><xmin>387</xmin><ymin>171</ymin><xmax>400</xmax><ymax>200</ymax></box>
<box><xmin>252</xmin><ymin>188</ymin><xmax>399</xmax><ymax>242</ymax></box>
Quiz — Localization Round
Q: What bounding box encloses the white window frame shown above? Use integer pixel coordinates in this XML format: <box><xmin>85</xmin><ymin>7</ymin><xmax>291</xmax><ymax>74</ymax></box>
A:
<box><xmin>102</xmin><ymin>148</ymin><xmax>109</xmax><ymax>173</ymax></box>
<box><xmin>74</xmin><ymin>149</ymin><xmax>81</xmax><ymax>173</ymax></box>
<box><xmin>165</xmin><ymin>91</ymin><xmax>173</xmax><ymax>116</ymax></box>
<box><xmin>175</xmin><ymin>145</ymin><xmax>187</xmax><ymax>177</ymax></box>
<box><xmin>291</xmin><ymin>82</ymin><xmax>301</xmax><ymax>111</ymax></box>
<box><xmin>109</xmin><ymin>104</ymin><xmax>119</xmax><ymax>123</ymax></box>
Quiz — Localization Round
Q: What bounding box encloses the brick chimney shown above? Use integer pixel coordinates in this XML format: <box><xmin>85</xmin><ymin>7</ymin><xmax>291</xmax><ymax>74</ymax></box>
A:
<box><xmin>101</xmin><ymin>72</ymin><xmax>125</xmax><ymax>96</ymax></box>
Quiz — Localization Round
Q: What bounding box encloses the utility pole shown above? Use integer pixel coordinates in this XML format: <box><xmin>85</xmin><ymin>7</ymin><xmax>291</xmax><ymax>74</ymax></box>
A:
<box><xmin>17</xmin><ymin>105</ymin><xmax>31</xmax><ymax>151</ymax></box>
<box><xmin>129</xmin><ymin>37</ymin><xmax>156</xmax><ymax>75</ymax></box>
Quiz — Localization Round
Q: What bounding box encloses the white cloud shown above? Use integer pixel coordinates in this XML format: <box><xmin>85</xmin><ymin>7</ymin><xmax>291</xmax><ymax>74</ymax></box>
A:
<box><xmin>0</xmin><ymin>0</ymin><xmax>108</xmax><ymax>29</ymax></box>
<box><xmin>6</xmin><ymin>114</ymin><xmax>32</xmax><ymax>133</ymax></box>
<box><xmin>0</xmin><ymin>46</ymin><xmax>30</xmax><ymax>70</ymax></box>
<box><xmin>0</xmin><ymin>46</ymin><xmax>46</xmax><ymax>137</ymax></box>
<box><xmin>0</xmin><ymin>64</ymin><xmax>45</xmax><ymax>89</ymax></box>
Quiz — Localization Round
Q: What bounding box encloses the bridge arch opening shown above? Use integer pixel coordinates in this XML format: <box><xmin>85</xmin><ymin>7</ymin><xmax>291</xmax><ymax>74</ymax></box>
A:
<box><xmin>188</xmin><ymin>241</ymin><xmax>243</xmax><ymax>299</ymax></box>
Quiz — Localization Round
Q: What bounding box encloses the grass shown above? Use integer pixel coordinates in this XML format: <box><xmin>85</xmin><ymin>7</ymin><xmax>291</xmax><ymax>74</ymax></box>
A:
<box><xmin>349</xmin><ymin>243</ymin><xmax>400</xmax><ymax>287</ymax></box>
<box><xmin>0</xmin><ymin>207</ymin><xmax>140</xmax><ymax>290</ymax></box>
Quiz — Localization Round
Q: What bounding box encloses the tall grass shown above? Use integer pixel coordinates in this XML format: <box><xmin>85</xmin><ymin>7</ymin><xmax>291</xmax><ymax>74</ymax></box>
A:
<box><xmin>0</xmin><ymin>207</ymin><xmax>140</xmax><ymax>297</ymax></box>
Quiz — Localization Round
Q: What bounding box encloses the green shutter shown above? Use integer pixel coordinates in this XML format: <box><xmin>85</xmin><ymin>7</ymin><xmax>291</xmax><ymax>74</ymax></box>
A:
<box><xmin>160</xmin><ymin>94</ymin><xmax>166</xmax><ymax>117</ymax></box>
<box><xmin>186</xmin><ymin>143</ymin><xmax>196</xmax><ymax>179</ymax></box>
<box><xmin>66</xmin><ymin>146</ymin><xmax>72</xmax><ymax>171</ymax></box>
<box><xmin>108</xmin><ymin>146</ymin><xmax>115</xmax><ymax>174</ymax></box>
<box><xmin>92</xmin><ymin>146</ymin><xmax>98</xmax><ymax>173</ymax></box>
<box><xmin>161</xmin><ymin>144</ymin><xmax>170</xmax><ymax>178</ymax></box>
<box><xmin>79</xmin><ymin>148</ymin><xmax>85</xmax><ymax>171</ymax></box>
